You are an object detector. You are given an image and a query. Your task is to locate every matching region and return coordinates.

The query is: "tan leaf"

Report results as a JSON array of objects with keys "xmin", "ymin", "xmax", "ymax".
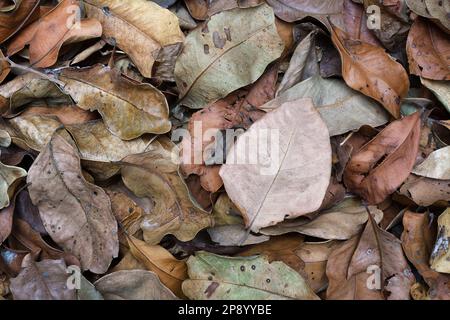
[
  {"xmin": 60, "ymin": 65, "xmax": 171, "ymax": 140},
  {"xmin": 10, "ymin": 258, "xmax": 76, "ymax": 300},
  {"xmin": 343, "ymin": 112, "xmax": 421, "ymax": 204},
  {"xmin": 84, "ymin": 0, "xmax": 184, "ymax": 78},
  {"xmin": 261, "ymin": 197, "xmax": 384, "ymax": 240},
  {"xmin": 0, "ymin": 161, "xmax": 26, "ymax": 210},
  {"xmin": 7, "ymin": 0, "xmax": 102, "ymax": 68},
  {"xmin": 413, "ymin": 146, "xmax": 450, "ymax": 180},
  {"xmin": 120, "ymin": 137, "xmax": 213, "ymax": 244},
  {"xmin": 220, "ymin": 98, "xmax": 332, "ymax": 232},
  {"xmin": 94, "ymin": 270, "xmax": 177, "ymax": 300},
  {"xmin": 27, "ymin": 134, "xmax": 118, "ymax": 273},
  {"xmin": 400, "ymin": 174, "xmax": 450, "ymax": 206}
]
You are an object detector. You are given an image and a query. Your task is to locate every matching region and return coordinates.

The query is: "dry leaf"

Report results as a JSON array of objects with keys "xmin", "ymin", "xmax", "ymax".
[
  {"xmin": 343, "ymin": 112, "xmax": 421, "ymax": 204},
  {"xmin": 430, "ymin": 208, "xmax": 450, "ymax": 273},
  {"xmin": 60, "ymin": 65, "xmax": 171, "ymax": 140},
  {"xmin": 27, "ymin": 133, "xmax": 118, "ymax": 273},
  {"xmin": 220, "ymin": 98, "xmax": 332, "ymax": 232},
  {"xmin": 94, "ymin": 270, "xmax": 177, "ymax": 300},
  {"xmin": 84, "ymin": 0, "xmax": 184, "ymax": 79},
  {"xmin": 127, "ymin": 236, "xmax": 187, "ymax": 298},
  {"xmin": 413, "ymin": 146, "xmax": 450, "ymax": 180},
  {"xmin": 326, "ymin": 214, "xmax": 415, "ymax": 299},
  {"xmin": 7, "ymin": 0, "xmax": 102, "ymax": 68},
  {"xmin": 175, "ymin": 4, "xmax": 284, "ymax": 109},
  {"xmin": 331, "ymin": 24, "xmax": 410, "ymax": 118},
  {"xmin": 406, "ymin": 18, "xmax": 450, "ymax": 81},
  {"xmin": 402, "ymin": 210, "xmax": 450, "ymax": 299}
]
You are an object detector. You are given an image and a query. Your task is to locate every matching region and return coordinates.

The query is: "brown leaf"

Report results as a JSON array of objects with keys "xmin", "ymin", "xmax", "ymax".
[
  {"xmin": 331, "ymin": 24, "xmax": 410, "ymax": 118},
  {"xmin": 343, "ymin": 112, "xmax": 421, "ymax": 204},
  {"xmin": 127, "ymin": 235, "xmax": 188, "ymax": 298},
  {"xmin": 0, "ymin": 200, "xmax": 14, "ymax": 244},
  {"xmin": 27, "ymin": 133, "xmax": 118, "ymax": 273},
  {"xmin": 0, "ymin": 0, "xmax": 39, "ymax": 43},
  {"xmin": 406, "ymin": 18, "xmax": 450, "ymax": 81},
  {"xmin": 184, "ymin": 0, "xmax": 263, "ymax": 20},
  {"xmin": 343, "ymin": 0, "xmax": 381, "ymax": 46},
  {"xmin": 21, "ymin": 105, "xmax": 97, "ymax": 126},
  {"xmin": 7, "ymin": 0, "xmax": 102, "ymax": 68},
  {"xmin": 60, "ymin": 64, "xmax": 171, "ymax": 140},
  {"xmin": 10, "ymin": 258, "xmax": 76, "ymax": 300},
  {"xmin": 401, "ymin": 211, "xmax": 450, "ymax": 299},
  {"xmin": 120, "ymin": 137, "xmax": 213, "ymax": 244},
  {"xmin": 180, "ymin": 91, "xmax": 265, "ymax": 193},
  {"xmin": 84, "ymin": 0, "xmax": 184, "ymax": 78},
  {"xmin": 326, "ymin": 214, "xmax": 415, "ymax": 299}
]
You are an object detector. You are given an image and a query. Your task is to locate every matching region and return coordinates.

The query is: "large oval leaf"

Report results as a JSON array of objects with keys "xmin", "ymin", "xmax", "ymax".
[
  {"xmin": 174, "ymin": 4, "xmax": 284, "ymax": 109},
  {"xmin": 220, "ymin": 98, "xmax": 331, "ymax": 232}
]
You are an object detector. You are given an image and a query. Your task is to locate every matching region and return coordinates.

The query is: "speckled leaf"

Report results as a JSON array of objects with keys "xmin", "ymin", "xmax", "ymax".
[
  {"xmin": 175, "ymin": 4, "xmax": 284, "ymax": 109},
  {"xmin": 183, "ymin": 251, "xmax": 319, "ymax": 299},
  {"xmin": 27, "ymin": 134, "xmax": 119, "ymax": 274},
  {"xmin": 431, "ymin": 208, "xmax": 450, "ymax": 273}
]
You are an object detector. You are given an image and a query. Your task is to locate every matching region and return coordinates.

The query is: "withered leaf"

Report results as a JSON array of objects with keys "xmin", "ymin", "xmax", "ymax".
[
  {"xmin": 220, "ymin": 98, "xmax": 332, "ymax": 232},
  {"xmin": 94, "ymin": 270, "xmax": 177, "ymax": 300},
  {"xmin": 7, "ymin": 0, "xmax": 102, "ymax": 68},
  {"xmin": 60, "ymin": 65, "xmax": 171, "ymax": 140},
  {"xmin": 27, "ymin": 133, "xmax": 118, "ymax": 274},
  {"xmin": 344, "ymin": 112, "xmax": 421, "ymax": 205},
  {"xmin": 406, "ymin": 18, "xmax": 450, "ymax": 81},
  {"xmin": 84, "ymin": 0, "xmax": 184, "ymax": 78},
  {"xmin": 120, "ymin": 137, "xmax": 213, "ymax": 244},
  {"xmin": 331, "ymin": 24, "xmax": 410, "ymax": 118},
  {"xmin": 326, "ymin": 214, "xmax": 415, "ymax": 299},
  {"xmin": 175, "ymin": 4, "xmax": 284, "ymax": 109}
]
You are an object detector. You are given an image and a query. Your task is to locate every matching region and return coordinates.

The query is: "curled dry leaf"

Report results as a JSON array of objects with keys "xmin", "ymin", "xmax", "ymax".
[
  {"xmin": 331, "ymin": 24, "xmax": 410, "ymax": 118},
  {"xmin": 127, "ymin": 236, "xmax": 187, "ymax": 298},
  {"xmin": 60, "ymin": 65, "xmax": 171, "ymax": 140},
  {"xmin": 0, "ymin": 161, "xmax": 26, "ymax": 210},
  {"xmin": 413, "ymin": 146, "xmax": 450, "ymax": 180},
  {"xmin": 343, "ymin": 112, "xmax": 421, "ymax": 205},
  {"xmin": 84, "ymin": 0, "xmax": 184, "ymax": 79},
  {"xmin": 401, "ymin": 211, "xmax": 450, "ymax": 299},
  {"xmin": 406, "ymin": 18, "xmax": 450, "ymax": 81},
  {"xmin": 175, "ymin": 4, "xmax": 284, "ymax": 109},
  {"xmin": 27, "ymin": 134, "xmax": 118, "ymax": 274},
  {"xmin": 120, "ymin": 137, "xmax": 213, "ymax": 244},
  {"xmin": 7, "ymin": 0, "xmax": 102, "ymax": 68},
  {"xmin": 430, "ymin": 208, "xmax": 450, "ymax": 273},
  {"xmin": 220, "ymin": 98, "xmax": 332, "ymax": 232},
  {"xmin": 0, "ymin": 0, "xmax": 39, "ymax": 43},
  {"xmin": 263, "ymin": 75, "xmax": 390, "ymax": 136},
  {"xmin": 0, "ymin": 201, "xmax": 14, "ymax": 244},
  {"xmin": 10, "ymin": 258, "xmax": 76, "ymax": 300},
  {"xmin": 94, "ymin": 270, "xmax": 177, "ymax": 300},
  {"xmin": 421, "ymin": 78, "xmax": 450, "ymax": 113},
  {"xmin": 183, "ymin": 251, "xmax": 319, "ymax": 300},
  {"xmin": 326, "ymin": 214, "xmax": 415, "ymax": 300}
]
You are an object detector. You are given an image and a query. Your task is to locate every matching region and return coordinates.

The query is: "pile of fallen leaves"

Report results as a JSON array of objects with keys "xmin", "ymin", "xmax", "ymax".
[{"xmin": 0, "ymin": 0, "xmax": 448, "ymax": 300}]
